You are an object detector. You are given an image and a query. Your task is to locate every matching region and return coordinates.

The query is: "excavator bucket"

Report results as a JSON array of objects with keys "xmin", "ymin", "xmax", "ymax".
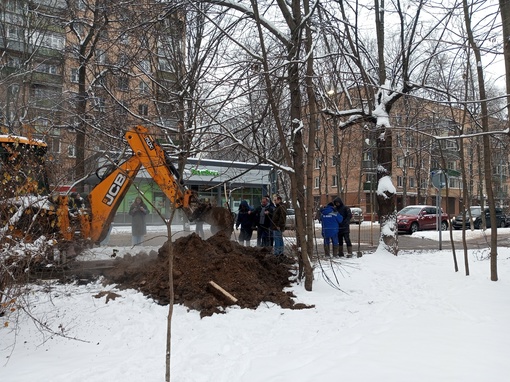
[{"xmin": 194, "ymin": 205, "xmax": 234, "ymax": 236}]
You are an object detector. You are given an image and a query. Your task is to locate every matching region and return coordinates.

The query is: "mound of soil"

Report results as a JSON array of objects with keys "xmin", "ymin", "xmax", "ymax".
[{"xmin": 102, "ymin": 232, "xmax": 311, "ymax": 317}]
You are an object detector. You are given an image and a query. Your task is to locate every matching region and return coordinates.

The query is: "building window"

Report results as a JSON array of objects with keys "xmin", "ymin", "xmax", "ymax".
[
  {"xmin": 34, "ymin": 32, "xmax": 65, "ymax": 50},
  {"xmin": 119, "ymin": 33, "xmax": 129, "ymax": 44},
  {"xmin": 118, "ymin": 53, "xmax": 128, "ymax": 67},
  {"xmin": 48, "ymin": 136, "xmax": 61, "ymax": 154},
  {"xmin": 158, "ymin": 58, "xmax": 171, "ymax": 72},
  {"xmin": 7, "ymin": 56, "xmax": 21, "ymax": 68},
  {"xmin": 332, "ymin": 155, "xmax": 339, "ymax": 166},
  {"xmin": 397, "ymin": 156, "xmax": 404, "ymax": 167},
  {"xmin": 447, "ymin": 161, "xmax": 457, "ymax": 170},
  {"xmin": 409, "ymin": 177, "xmax": 415, "ymax": 188},
  {"xmin": 36, "ymin": 62, "xmax": 58, "ymax": 74},
  {"xmin": 140, "ymin": 36, "xmax": 150, "ymax": 48},
  {"xmin": 118, "ymin": 76, "xmax": 129, "ymax": 91},
  {"xmin": 332, "ymin": 175, "xmax": 338, "ymax": 187},
  {"xmin": 94, "ymin": 97, "xmax": 106, "ymax": 112},
  {"xmin": 138, "ymin": 104, "xmax": 148, "ymax": 116},
  {"xmin": 314, "ymin": 177, "xmax": 319, "ymax": 189},
  {"xmin": 7, "ymin": 25, "xmax": 20, "ymax": 40},
  {"xmin": 408, "ymin": 157, "xmax": 415, "ymax": 168},
  {"xmin": 397, "ymin": 176, "xmax": 403, "ymax": 187},
  {"xmin": 139, "ymin": 81, "xmax": 149, "ymax": 94},
  {"xmin": 449, "ymin": 177, "xmax": 462, "ymax": 189},
  {"xmin": 139, "ymin": 60, "xmax": 150, "ymax": 72},
  {"xmin": 68, "ymin": 145, "xmax": 76, "ymax": 157},
  {"xmin": 71, "ymin": 68, "xmax": 79, "ymax": 83},
  {"xmin": 314, "ymin": 158, "xmax": 321, "ymax": 169},
  {"xmin": 95, "ymin": 49, "xmax": 106, "ymax": 64}
]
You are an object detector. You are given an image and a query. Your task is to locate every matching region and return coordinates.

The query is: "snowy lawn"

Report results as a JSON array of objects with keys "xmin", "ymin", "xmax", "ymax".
[{"xmin": 2, "ymin": 228, "xmax": 510, "ymax": 381}]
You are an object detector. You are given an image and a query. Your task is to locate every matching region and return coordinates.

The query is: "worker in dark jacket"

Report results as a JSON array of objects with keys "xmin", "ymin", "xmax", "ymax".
[
  {"xmin": 321, "ymin": 203, "xmax": 344, "ymax": 258},
  {"xmin": 236, "ymin": 200, "xmax": 255, "ymax": 246},
  {"xmin": 333, "ymin": 197, "xmax": 353, "ymax": 257},
  {"xmin": 271, "ymin": 196, "xmax": 287, "ymax": 256},
  {"xmin": 254, "ymin": 196, "xmax": 274, "ymax": 247}
]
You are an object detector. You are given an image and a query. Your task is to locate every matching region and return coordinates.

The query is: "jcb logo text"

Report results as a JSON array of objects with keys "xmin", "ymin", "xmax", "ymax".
[
  {"xmin": 145, "ymin": 137, "xmax": 155, "ymax": 150},
  {"xmin": 103, "ymin": 174, "xmax": 127, "ymax": 206}
]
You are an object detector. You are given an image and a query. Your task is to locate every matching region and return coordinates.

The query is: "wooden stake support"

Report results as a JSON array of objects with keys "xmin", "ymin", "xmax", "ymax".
[{"xmin": 208, "ymin": 281, "xmax": 238, "ymax": 304}]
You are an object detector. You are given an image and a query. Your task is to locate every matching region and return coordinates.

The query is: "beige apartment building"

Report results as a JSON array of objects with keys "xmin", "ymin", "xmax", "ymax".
[{"xmin": 312, "ymin": 97, "xmax": 509, "ymax": 218}]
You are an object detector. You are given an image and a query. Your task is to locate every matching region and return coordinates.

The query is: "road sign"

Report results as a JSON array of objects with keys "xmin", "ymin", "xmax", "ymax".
[{"xmin": 431, "ymin": 170, "xmax": 447, "ymax": 189}]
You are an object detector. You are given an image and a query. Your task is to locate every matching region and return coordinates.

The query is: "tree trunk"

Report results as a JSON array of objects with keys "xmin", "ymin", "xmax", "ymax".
[
  {"xmin": 376, "ymin": 126, "xmax": 397, "ymax": 254},
  {"xmin": 463, "ymin": 0, "xmax": 498, "ymax": 280},
  {"xmin": 500, "ymin": 0, "xmax": 510, "ymax": 129},
  {"xmin": 165, "ymin": 221, "xmax": 174, "ymax": 381}
]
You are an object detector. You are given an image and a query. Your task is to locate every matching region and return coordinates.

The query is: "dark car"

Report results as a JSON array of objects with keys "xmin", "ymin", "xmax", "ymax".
[
  {"xmin": 471, "ymin": 207, "xmax": 507, "ymax": 229},
  {"xmin": 397, "ymin": 205, "xmax": 449, "ymax": 234},
  {"xmin": 451, "ymin": 206, "xmax": 482, "ymax": 229}
]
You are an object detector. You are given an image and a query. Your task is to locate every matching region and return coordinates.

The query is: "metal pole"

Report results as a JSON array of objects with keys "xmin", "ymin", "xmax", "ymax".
[{"xmin": 438, "ymin": 191, "xmax": 442, "ymax": 250}]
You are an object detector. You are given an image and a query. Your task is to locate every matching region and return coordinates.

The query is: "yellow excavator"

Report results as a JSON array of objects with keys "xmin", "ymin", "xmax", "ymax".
[{"xmin": 0, "ymin": 125, "xmax": 234, "ymax": 253}]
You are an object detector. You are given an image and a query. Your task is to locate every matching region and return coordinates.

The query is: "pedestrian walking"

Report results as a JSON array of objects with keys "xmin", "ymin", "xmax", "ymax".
[
  {"xmin": 129, "ymin": 196, "xmax": 148, "ymax": 246},
  {"xmin": 271, "ymin": 196, "xmax": 287, "ymax": 256},
  {"xmin": 235, "ymin": 200, "xmax": 255, "ymax": 246},
  {"xmin": 333, "ymin": 197, "xmax": 353, "ymax": 257},
  {"xmin": 320, "ymin": 203, "xmax": 344, "ymax": 258}
]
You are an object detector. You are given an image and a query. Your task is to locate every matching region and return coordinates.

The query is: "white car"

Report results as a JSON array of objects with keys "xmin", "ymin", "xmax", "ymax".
[
  {"xmin": 350, "ymin": 207, "xmax": 364, "ymax": 225},
  {"xmin": 285, "ymin": 208, "xmax": 296, "ymax": 230}
]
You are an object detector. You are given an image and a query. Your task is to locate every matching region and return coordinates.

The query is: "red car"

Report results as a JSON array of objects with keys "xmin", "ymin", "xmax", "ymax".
[{"xmin": 397, "ymin": 205, "xmax": 449, "ymax": 233}]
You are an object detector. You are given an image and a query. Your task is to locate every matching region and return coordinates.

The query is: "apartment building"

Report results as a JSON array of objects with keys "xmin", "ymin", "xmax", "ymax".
[
  {"xmin": 0, "ymin": 0, "xmax": 183, "ymax": 185},
  {"xmin": 312, "ymin": 96, "xmax": 509, "ymax": 217}
]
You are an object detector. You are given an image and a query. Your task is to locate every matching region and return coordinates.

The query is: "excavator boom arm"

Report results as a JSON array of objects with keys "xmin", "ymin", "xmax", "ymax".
[
  {"xmin": 86, "ymin": 155, "xmax": 142, "ymax": 243},
  {"xmin": 81, "ymin": 125, "xmax": 233, "ymax": 244},
  {"xmin": 124, "ymin": 126, "xmax": 198, "ymax": 215}
]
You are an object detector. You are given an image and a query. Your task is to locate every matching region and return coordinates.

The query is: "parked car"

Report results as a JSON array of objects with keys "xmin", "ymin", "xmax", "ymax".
[
  {"xmin": 451, "ymin": 206, "xmax": 482, "ymax": 230},
  {"xmin": 451, "ymin": 206, "xmax": 508, "ymax": 230},
  {"xmin": 472, "ymin": 207, "xmax": 507, "ymax": 229},
  {"xmin": 285, "ymin": 208, "xmax": 296, "ymax": 230},
  {"xmin": 396, "ymin": 205, "xmax": 449, "ymax": 234},
  {"xmin": 350, "ymin": 207, "xmax": 364, "ymax": 225}
]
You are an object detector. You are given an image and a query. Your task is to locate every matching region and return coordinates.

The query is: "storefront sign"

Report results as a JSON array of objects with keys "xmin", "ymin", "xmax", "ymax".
[{"xmin": 191, "ymin": 168, "xmax": 219, "ymax": 176}]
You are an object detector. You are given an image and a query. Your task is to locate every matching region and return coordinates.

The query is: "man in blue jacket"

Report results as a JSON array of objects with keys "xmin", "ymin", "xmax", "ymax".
[{"xmin": 321, "ymin": 203, "xmax": 344, "ymax": 258}]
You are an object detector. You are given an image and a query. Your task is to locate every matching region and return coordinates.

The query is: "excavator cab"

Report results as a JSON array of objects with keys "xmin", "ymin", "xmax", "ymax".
[
  {"xmin": 0, "ymin": 135, "xmax": 49, "ymax": 198},
  {"xmin": 0, "ymin": 135, "xmax": 56, "ymax": 240}
]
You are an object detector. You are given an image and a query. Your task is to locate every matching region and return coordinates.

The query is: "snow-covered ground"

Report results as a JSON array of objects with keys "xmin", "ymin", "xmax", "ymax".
[{"xmin": 2, "ymin": 227, "xmax": 510, "ymax": 381}]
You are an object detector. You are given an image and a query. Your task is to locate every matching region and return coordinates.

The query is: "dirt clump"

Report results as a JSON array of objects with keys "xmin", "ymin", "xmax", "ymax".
[{"xmin": 102, "ymin": 232, "xmax": 311, "ymax": 317}]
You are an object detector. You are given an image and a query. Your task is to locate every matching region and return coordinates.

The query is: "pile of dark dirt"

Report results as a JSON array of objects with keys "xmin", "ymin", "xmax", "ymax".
[{"xmin": 102, "ymin": 232, "xmax": 311, "ymax": 317}]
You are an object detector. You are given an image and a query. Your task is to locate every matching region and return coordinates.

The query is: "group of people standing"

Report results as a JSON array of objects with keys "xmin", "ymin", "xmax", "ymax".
[
  {"xmin": 320, "ymin": 197, "xmax": 354, "ymax": 258},
  {"xmin": 235, "ymin": 195, "xmax": 287, "ymax": 256}
]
